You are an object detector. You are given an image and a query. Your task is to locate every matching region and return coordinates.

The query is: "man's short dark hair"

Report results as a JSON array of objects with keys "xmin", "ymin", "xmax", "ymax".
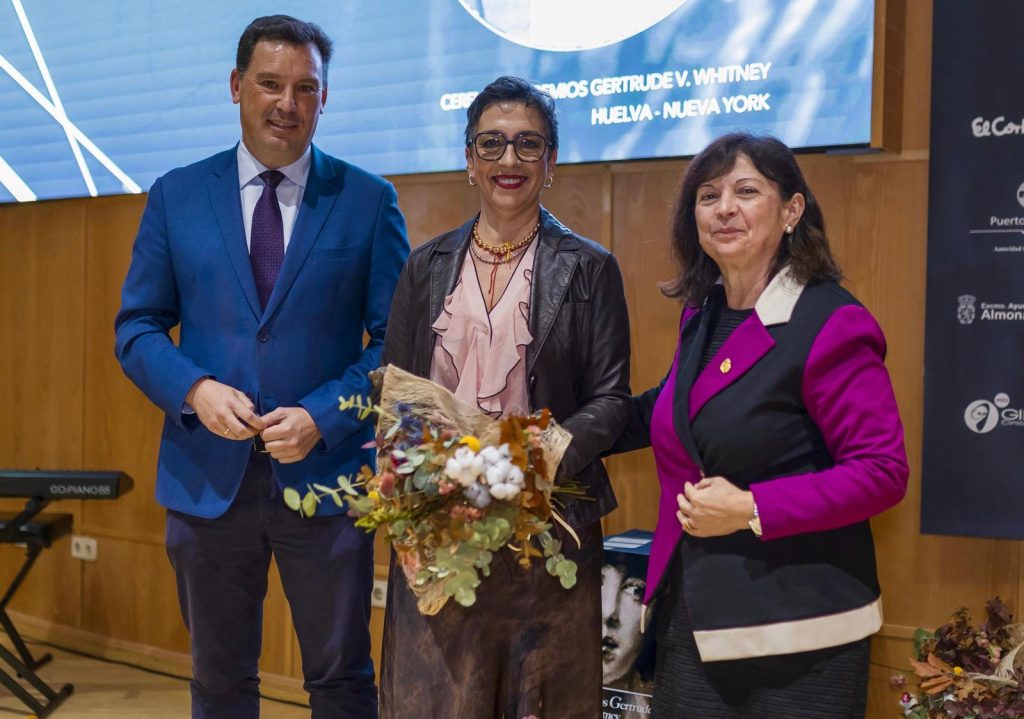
[
  {"xmin": 464, "ymin": 75, "xmax": 559, "ymax": 149},
  {"xmin": 236, "ymin": 15, "xmax": 334, "ymax": 83}
]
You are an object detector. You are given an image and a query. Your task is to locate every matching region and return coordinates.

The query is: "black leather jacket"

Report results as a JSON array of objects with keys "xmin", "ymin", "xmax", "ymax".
[{"xmin": 381, "ymin": 208, "xmax": 631, "ymax": 527}]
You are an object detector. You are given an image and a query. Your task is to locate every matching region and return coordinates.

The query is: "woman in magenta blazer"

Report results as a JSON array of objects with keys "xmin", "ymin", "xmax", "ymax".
[{"xmin": 612, "ymin": 133, "xmax": 908, "ymax": 717}]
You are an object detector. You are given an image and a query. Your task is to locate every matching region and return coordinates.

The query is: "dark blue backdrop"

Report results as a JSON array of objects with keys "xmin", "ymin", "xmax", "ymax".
[{"xmin": 922, "ymin": 0, "xmax": 1024, "ymax": 539}]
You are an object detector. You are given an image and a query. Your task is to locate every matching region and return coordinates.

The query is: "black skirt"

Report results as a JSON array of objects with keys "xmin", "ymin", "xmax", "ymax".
[
  {"xmin": 380, "ymin": 522, "xmax": 603, "ymax": 719},
  {"xmin": 651, "ymin": 547, "xmax": 870, "ymax": 719}
]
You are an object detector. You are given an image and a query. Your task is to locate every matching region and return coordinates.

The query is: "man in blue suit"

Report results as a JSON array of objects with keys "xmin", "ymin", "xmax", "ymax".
[{"xmin": 115, "ymin": 15, "xmax": 408, "ymax": 718}]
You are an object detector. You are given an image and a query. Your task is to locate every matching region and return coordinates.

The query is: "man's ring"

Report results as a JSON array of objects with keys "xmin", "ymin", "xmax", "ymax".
[
  {"xmin": 222, "ymin": 427, "xmax": 231, "ymax": 436},
  {"xmin": 683, "ymin": 517, "xmax": 693, "ymax": 532}
]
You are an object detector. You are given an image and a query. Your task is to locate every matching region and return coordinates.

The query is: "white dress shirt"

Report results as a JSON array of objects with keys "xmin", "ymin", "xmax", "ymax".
[{"xmin": 237, "ymin": 141, "xmax": 312, "ymax": 251}]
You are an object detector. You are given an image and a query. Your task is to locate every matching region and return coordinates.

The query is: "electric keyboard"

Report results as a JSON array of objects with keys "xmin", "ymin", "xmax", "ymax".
[
  {"xmin": 0, "ymin": 468, "xmax": 133, "ymax": 716},
  {"xmin": 0, "ymin": 470, "xmax": 133, "ymax": 499}
]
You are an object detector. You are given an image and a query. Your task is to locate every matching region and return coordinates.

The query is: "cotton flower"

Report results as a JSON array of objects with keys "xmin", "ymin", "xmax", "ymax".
[
  {"xmin": 479, "ymin": 446, "xmax": 503, "ymax": 466},
  {"xmin": 444, "ymin": 446, "xmax": 484, "ymax": 487},
  {"xmin": 464, "ymin": 481, "xmax": 492, "ymax": 508},
  {"xmin": 489, "ymin": 482, "xmax": 521, "ymax": 501},
  {"xmin": 506, "ymin": 465, "xmax": 524, "ymax": 487},
  {"xmin": 485, "ymin": 461, "xmax": 513, "ymax": 487}
]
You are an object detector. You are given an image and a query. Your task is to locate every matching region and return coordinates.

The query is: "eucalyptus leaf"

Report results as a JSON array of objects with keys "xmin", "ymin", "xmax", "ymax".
[
  {"xmin": 347, "ymin": 496, "xmax": 374, "ymax": 513},
  {"xmin": 336, "ymin": 474, "xmax": 358, "ymax": 495},
  {"xmin": 912, "ymin": 628, "xmax": 934, "ymax": 659},
  {"xmin": 454, "ymin": 586, "xmax": 476, "ymax": 607},
  {"xmin": 283, "ymin": 487, "xmax": 302, "ymax": 511},
  {"xmin": 556, "ymin": 559, "xmax": 578, "ymax": 589},
  {"xmin": 300, "ymin": 491, "xmax": 318, "ymax": 518},
  {"xmin": 543, "ymin": 539, "xmax": 562, "ymax": 557}
]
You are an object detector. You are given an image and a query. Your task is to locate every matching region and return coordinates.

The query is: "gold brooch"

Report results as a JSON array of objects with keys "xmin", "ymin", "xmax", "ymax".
[{"xmin": 719, "ymin": 358, "xmax": 732, "ymax": 374}]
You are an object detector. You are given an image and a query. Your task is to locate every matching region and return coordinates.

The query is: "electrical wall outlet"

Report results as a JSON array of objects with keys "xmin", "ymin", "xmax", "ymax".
[
  {"xmin": 70, "ymin": 535, "xmax": 98, "ymax": 561},
  {"xmin": 371, "ymin": 578, "xmax": 387, "ymax": 608}
]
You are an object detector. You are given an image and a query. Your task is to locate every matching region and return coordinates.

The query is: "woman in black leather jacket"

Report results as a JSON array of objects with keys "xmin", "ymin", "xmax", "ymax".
[{"xmin": 378, "ymin": 76, "xmax": 631, "ymax": 719}]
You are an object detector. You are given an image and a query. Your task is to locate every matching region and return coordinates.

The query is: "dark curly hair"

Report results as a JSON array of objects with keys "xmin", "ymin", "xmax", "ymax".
[
  {"xmin": 661, "ymin": 132, "xmax": 841, "ymax": 304},
  {"xmin": 236, "ymin": 15, "xmax": 334, "ymax": 83},
  {"xmin": 464, "ymin": 76, "xmax": 558, "ymax": 150}
]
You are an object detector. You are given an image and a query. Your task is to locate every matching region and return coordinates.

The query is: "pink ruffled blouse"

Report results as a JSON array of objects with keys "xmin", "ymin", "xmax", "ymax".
[{"xmin": 430, "ymin": 242, "xmax": 536, "ymax": 418}]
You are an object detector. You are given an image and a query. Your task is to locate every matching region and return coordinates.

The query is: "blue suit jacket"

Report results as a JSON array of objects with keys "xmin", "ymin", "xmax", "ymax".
[{"xmin": 115, "ymin": 145, "xmax": 409, "ymax": 518}]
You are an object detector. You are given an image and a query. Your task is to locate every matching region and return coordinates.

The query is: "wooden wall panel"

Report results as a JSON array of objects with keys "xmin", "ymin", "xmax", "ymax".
[
  {"xmin": 80, "ymin": 536, "xmax": 187, "ymax": 653},
  {"xmin": 0, "ymin": 198, "xmax": 87, "ymax": 630},
  {"xmin": 603, "ymin": 163, "xmax": 684, "ymax": 536},
  {"xmin": 260, "ymin": 559, "xmax": 294, "ymax": 678},
  {"xmin": 901, "ymin": 0, "xmax": 933, "ymax": 152},
  {"xmin": 80, "ymin": 194, "xmax": 163, "ymax": 544},
  {"xmin": 391, "ymin": 174, "xmax": 478, "ymax": 247},
  {"xmin": 0, "ymin": 199, "xmax": 86, "ymax": 468}
]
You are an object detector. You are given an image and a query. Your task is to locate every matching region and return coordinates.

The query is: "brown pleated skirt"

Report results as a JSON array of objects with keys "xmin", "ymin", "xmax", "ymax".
[{"xmin": 380, "ymin": 522, "xmax": 603, "ymax": 719}]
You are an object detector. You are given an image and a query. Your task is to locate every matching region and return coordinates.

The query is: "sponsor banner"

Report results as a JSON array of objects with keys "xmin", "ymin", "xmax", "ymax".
[{"xmin": 922, "ymin": 1, "xmax": 1024, "ymax": 538}]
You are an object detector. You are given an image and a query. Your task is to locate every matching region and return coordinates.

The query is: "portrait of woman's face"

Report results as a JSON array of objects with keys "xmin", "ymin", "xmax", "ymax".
[{"xmin": 601, "ymin": 563, "xmax": 646, "ymax": 684}]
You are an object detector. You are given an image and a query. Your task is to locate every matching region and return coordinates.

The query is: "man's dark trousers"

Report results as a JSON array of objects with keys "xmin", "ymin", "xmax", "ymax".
[{"xmin": 166, "ymin": 449, "xmax": 377, "ymax": 719}]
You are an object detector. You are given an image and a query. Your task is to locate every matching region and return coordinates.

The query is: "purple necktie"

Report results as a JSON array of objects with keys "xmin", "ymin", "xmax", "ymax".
[{"xmin": 250, "ymin": 170, "xmax": 285, "ymax": 310}]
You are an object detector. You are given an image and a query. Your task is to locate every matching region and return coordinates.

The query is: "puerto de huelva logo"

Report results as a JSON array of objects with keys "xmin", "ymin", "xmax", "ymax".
[
  {"xmin": 971, "ymin": 115, "xmax": 1023, "ymax": 138},
  {"xmin": 964, "ymin": 393, "xmax": 1024, "ymax": 434}
]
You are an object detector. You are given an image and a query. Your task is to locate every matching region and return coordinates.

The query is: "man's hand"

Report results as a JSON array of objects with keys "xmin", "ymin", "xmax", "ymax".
[
  {"xmin": 259, "ymin": 407, "xmax": 322, "ymax": 464},
  {"xmin": 676, "ymin": 476, "xmax": 755, "ymax": 538},
  {"xmin": 186, "ymin": 378, "xmax": 266, "ymax": 439}
]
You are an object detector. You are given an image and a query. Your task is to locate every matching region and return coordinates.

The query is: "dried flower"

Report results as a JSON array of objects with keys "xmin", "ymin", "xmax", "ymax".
[
  {"xmin": 289, "ymin": 377, "xmax": 580, "ymax": 614},
  {"xmin": 899, "ymin": 597, "xmax": 1024, "ymax": 718}
]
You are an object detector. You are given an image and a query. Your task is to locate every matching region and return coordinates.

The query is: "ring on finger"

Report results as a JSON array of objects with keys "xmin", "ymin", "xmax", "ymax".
[{"xmin": 222, "ymin": 427, "xmax": 231, "ymax": 436}]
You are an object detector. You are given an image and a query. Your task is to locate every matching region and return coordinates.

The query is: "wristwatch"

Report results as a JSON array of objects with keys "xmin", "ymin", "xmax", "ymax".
[{"xmin": 748, "ymin": 499, "xmax": 763, "ymax": 538}]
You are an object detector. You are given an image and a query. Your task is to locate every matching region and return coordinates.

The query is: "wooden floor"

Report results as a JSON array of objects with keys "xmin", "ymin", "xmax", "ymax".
[{"xmin": 0, "ymin": 641, "xmax": 310, "ymax": 718}]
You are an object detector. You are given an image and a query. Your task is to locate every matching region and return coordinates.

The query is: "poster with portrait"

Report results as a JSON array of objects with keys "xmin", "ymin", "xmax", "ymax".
[
  {"xmin": 602, "ymin": 530, "xmax": 655, "ymax": 718},
  {"xmin": 921, "ymin": 0, "xmax": 1024, "ymax": 538}
]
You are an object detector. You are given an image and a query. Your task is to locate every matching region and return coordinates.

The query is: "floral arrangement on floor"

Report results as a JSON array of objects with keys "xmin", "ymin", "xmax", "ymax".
[
  {"xmin": 893, "ymin": 597, "xmax": 1024, "ymax": 718},
  {"xmin": 283, "ymin": 365, "xmax": 581, "ymax": 615}
]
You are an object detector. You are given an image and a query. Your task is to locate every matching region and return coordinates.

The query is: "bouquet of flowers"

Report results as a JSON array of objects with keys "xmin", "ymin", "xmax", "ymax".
[
  {"xmin": 894, "ymin": 597, "xmax": 1024, "ymax": 718},
  {"xmin": 283, "ymin": 365, "xmax": 581, "ymax": 615}
]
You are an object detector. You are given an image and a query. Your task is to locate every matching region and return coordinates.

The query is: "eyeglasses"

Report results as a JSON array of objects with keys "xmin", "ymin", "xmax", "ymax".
[{"xmin": 469, "ymin": 131, "xmax": 550, "ymax": 162}]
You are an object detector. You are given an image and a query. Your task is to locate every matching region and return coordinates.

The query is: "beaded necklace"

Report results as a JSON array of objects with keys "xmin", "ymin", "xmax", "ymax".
[{"xmin": 470, "ymin": 219, "xmax": 540, "ymax": 306}]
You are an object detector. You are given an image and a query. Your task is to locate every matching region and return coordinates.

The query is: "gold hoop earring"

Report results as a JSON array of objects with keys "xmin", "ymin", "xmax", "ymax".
[
  {"xmin": 468, "ymin": 175, "xmax": 476, "ymax": 187},
  {"xmin": 543, "ymin": 176, "xmax": 554, "ymax": 188}
]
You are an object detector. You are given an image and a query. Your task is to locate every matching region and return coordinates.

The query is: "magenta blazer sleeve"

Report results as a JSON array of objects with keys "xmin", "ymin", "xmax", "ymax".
[{"xmin": 750, "ymin": 304, "xmax": 909, "ymax": 540}]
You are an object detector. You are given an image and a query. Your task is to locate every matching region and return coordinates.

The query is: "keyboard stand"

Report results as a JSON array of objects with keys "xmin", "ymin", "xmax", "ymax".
[{"xmin": 0, "ymin": 497, "xmax": 75, "ymax": 718}]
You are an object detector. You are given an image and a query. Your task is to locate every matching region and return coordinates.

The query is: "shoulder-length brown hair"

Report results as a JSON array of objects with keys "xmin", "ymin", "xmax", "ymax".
[{"xmin": 661, "ymin": 132, "xmax": 841, "ymax": 304}]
